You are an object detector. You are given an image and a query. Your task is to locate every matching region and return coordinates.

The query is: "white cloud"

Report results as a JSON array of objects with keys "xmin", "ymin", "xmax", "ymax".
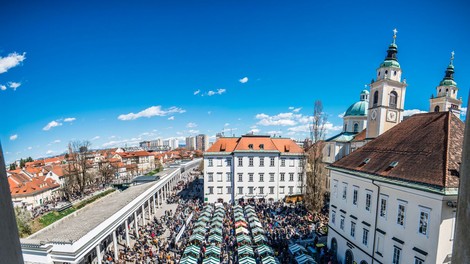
[
  {"xmin": 194, "ymin": 89, "xmax": 200, "ymax": 95},
  {"xmin": 248, "ymin": 128, "xmax": 260, "ymax": 134},
  {"xmin": 64, "ymin": 117, "xmax": 76, "ymax": 122},
  {"xmin": 8, "ymin": 82, "xmax": 21, "ymax": 91},
  {"xmin": 256, "ymin": 112, "xmax": 299, "ymax": 126},
  {"xmin": 118, "ymin": 106, "xmax": 186, "ymax": 121},
  {"xmin": 9, "ymin": 134, "xmax": 18, "ymax": 141},
  {"xmin": 287, "ymin": 124, "xmax": 310, "ymax": 133},
  {"xmin": 461, "ymin": 107, "xmax": 467, "ymax": 116},
  {"xmin": 239, "ymin": 77, "xmax": 248, "ymax": 84},
  {"xmin": 0, "ymin": 52, "xmax": 26, "ymax": 74},
  {"xmin": 43, "ymin": 120, "xmax": 62, "ymax": 131},
  {"xmin": 91, "ymin": 136, "xmax": 100, "ymax": 141},
  {"xmin": 53, "ymin": 139, "xmax": 61, "ymax": 144},
  {"xmin": 102, "ymin": 137, "xmax": 142, "ymax": 148},
  {"xmin": 338, "ymin": 112, "xmax": 345, "ymax": 118},
  {"xmin": 403, "ymin": 109, "xmax": 427, "ymax": 117},
  {"xmin": 224, "ymin": 123, "xmax": 230, "ymax": 127},
  {"xmin": 188, "ymin": 129, "xmax": 200, "ymax": 134},
  {"xmin": 289, "ymin": 107, "xmax": 302, "ymax": 113},
  {"xmin": 27, "ymin": 146, "xmax": 32, "ymax": 150},
  {"xmin": 0, "ymin": 85, "xmax": 6, "ymax": 91},
  {"xmin": 324, "ymin": 122, "xmax": 343, "ymax": 132},
  {"xmin": 207, "ymin": 111, "xmax": 212, "ymax": 115},
  {"xmin": 46, "ymin": 150, "xmax": 55, "ymax": 155},
  {"xmin": 288, "ymin": 106, "xmax": 294, "ymax": 110},
  {"xmin": 168, "ymin": 116, "xmax": 175, "ymax": 120},
  {"xmin": 267, "ymin": 130, "xmax": 282, "ymax": 136},
  {"xmin": 207, "ymin": 89, "xmax": 226, "ymax": 96},
  {"xmin": 186, "ymin": 122, "xmax": 197, "ymax": 128}
]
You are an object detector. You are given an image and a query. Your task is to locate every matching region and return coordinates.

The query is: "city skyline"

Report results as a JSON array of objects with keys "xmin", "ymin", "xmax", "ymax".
[{"xmin": 1, "ymin": 0, "xmax": 469, "ymax": 164}]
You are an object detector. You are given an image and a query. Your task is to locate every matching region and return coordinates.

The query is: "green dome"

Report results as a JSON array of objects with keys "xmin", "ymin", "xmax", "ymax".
[
  {"xmin": 380, "ymin": 60, "xmax": 401, "ymax": 68},
  {"xmin": 344, "ymin": 100, "xmax": 368, "ymax": 117},
  {"xmin": 439, "ymin": 79, "xmax": 457, "ymax": 87}
]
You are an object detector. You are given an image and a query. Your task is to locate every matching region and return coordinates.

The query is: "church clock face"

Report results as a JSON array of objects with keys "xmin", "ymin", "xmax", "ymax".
[
  {"xmin": 386, "ymin": 110, "xmax": 397, "ymax": 122},
  {"xmin": 371, "ymin": 109, "xmax": 377, "ymax": 120}
]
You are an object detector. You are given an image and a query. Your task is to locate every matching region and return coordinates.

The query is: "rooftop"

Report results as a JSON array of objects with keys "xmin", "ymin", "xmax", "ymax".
[
  {"xmin": 206, "ymin": 136, "xmax": 303, "ymax": 153},
  {"xmin": 331, "ymin": 112, "xmax": 464, "ymax": 189}
]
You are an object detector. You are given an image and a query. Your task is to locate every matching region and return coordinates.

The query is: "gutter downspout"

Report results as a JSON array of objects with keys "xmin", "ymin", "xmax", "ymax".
[{"xmin": 371, "ymin": 180, "xmax": 380, "ymax": 264}]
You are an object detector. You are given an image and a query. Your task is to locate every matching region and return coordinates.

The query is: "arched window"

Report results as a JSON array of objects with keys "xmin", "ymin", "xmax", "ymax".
[
  {"xmin": 330, "ymin": 238, "xmax": 338, "ymax": 258},
  {"xmin": 360, "ymin": 261, "xmax": 368, "ymax": 264},
  {"xmin": 373, "ymin": 91, "xmax": 379, "ymax": 107},
  {"xmin": 434, "ymin": 105, "xmax": 440, "ymax": 112},
  {"xmin": 345, "ymin": 249, "xmax": 354, "ymax": 264},
  {"xmin": 344, "ymin": 124, "xmax": 347, "ymax": 132},
  {"xmin": 353, "ymin": 123, "xmax": 359, "ymax": 133},
  {"xmin": 389, "ymin": 91, "xmax": 398, "ymax": 108}
]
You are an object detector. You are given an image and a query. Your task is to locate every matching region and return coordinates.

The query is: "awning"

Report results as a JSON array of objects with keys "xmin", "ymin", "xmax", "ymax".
[
  {"xmin": 289, "ymin": 244, "xmax": 307, "ymax": 255},
  {"xmin": 238, "ymin": 245, "xmax": 254, "ymax": 256},
  {"xmin": 183, "ymin": 245, "xmax": 200, "ymax": 256},
  {"xmin": 295, "ymin": 254, "xmax": 316, "ymax": 264}
]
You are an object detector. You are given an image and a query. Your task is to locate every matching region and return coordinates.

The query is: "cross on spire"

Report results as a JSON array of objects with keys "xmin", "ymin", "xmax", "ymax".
[
  {"xmin": 450, "ymin": 51, "xmax": 455, "ymax": 65},
  {"xmin": 392, "ymin": 28, "xmax": 398, "ymax": 44}
]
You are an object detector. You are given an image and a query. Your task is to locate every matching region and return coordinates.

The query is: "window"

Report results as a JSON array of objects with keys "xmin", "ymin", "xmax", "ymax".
[
  {"xmin": 270, "ymin": 157, "xmax": 275, "ymax": 166},
  {"xmin": 248, "ymin": 144, "xmax": 253, "ymax": 149},
  {"xmin": 350, "ymin": 222, "xmax": 356, "ymax": 238},
  {"xmin": 248, "ymin": 173, "xmax": 254, "ymax": 182},
  {"xmin": 269, "ymin": 186, "xmax": 274, "ymax": 194},
  {"xmin": 380, "ymin": 196, "xmax": 388, "ymax": 219},
  {"xmin": 365, "ymin": 191, "xmax": 372, "ymax": 211},
  {"xmin": 289, "ymin": 159, "xmax": 294, "ymax": 167},
  {"xmin": 328, "ymin": 145, "xmax": 331, "ymax": 157},
  {"xmin": 342, "ymin": 183, "xmax": 348, "ymax": 200},
  {"xmin": 340, "ymin": 216, "xmax": 345, "ymax": 230},
  {"xmin": 279, "ymin": 186, "xmax": 285, "ymax": 194},
  {"xmin": 397, "ymin": 202, "xmax": 406, "ymax": 226},
  {"xmin": 434, "ymin": 105, "xmax": 440, "ymax": 112},
  {"xmin": 419, "ymin": 208, "xmax": 430, "ymax": 236},
  {"xmin": 226, "ymin": 158, "xmax": 232, "ymax": 166},
  {"xmin": 238, "ymin": 173, "xmax": 243, "ymax": 182},
  {"xmin": 248, "ymin": 187, "xmax": 254, "ymax": 194},
  {"xmin": 269, "ymin": 173, "xmax": 275, "ymax": 182},
  {"xmin": 238, "ymin": 157, "xmax": 243, "ymax": 167},
  {"xmin": 376, "ymin": 234, "xmax": 384, "ymax": 255},
  {"xmin": 226, "ymin": 172, "xmax": 232, "ymax": 182},
  {"xmin": 208, "ymin": 187, "xmax": 214, "ymax": 194},
  {"xmin": 331, "ymin": 210, "xmax": 336, "ymax": 225},
  {"xmin": 238, "ymin": 187, "xmax": 243, "ymax": 194},
  {"xmin": 373, "ymin": 91, "xmax": 379, "ymax": 106},
  {"xmin": 362, "ymin": 228, "xmax": 369, "ymax": 246},
  {"xmin": 226, "ymin": 186, "xmax": 231, "ymax": 194},
  {"xmin": 259, "ymin": 187, "xmax": 264, "ymax": 194},
  {"xmin": 257, "ymin": 157, "xmax": 263, "ymax": 167},
  {"xmin": 217, "ymin": 159, "xmax": 223, "ymax": 167},
  {"xmin": 392, "ymin": 247, "xmax": 401, "ymax": 264},
  {"xmin": 259, "ymin": 144, "xmax": 264, "ymax": 149},
  {"xmin": 298, "ymin": 173, "xmax": 303, "ymax": 182},
  {"xmin": 208, "ymin": 159, "xmax": 213, "ymax": 167},
  {"xmin": 390, "ymin": 91, "xmax": 398, "ymax": 108},
  {"xmin": 217, "ymin": 172, "xmax": 222, "ymax": 182},
  {"xmin": 289, "ymin": 173, "xmax": 294, "ymax": 181},
  {"xmin": 259, "ymin": 173, "xmax": 264, "ymax": 182},
  {"xmin": 208, "ymin": 173, "xmax": 214, "ymax": 182},
  {"xmin": 353, "ymin": 187, "xmax": 358, "ymax": 206},
  {"xmin": 249, "ymin": 157, "xmax": 254, "ymax": 166},
  {"xmin": 288, "ymin": 186, "xmax": 293, "ymax": 194},
  {"xmin": 217, "ymin": 187, "xmax": 223, "ymax": 194},
  {"xmin": 281, "ymin": 158, "xmax": 286, "ymax": 167},
  {"xmin": 333, "ymin": 180, "xmax": 338, "ymax": 198},
  {"xmin": 354, "ymin": 123, "xmax": 359, "ymax": 133},
  {"xmin": 414, "ymin": 257, "xmax": 424, "ymax": 264},
  {"xmin": 280, "ymin": 173, "xmax": 285, "ymax": 182}
]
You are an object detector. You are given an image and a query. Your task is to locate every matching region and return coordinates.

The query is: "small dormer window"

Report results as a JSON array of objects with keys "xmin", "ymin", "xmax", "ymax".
[
  {"xmin": 259, "ymin": 144, "xmax": 264, "ymax": 150},
  {"xmin": 378, "ymin": 72, "xmax": 381, "ymax": 76},
  {"xmin": 385, "ymin": 70, "xmax": 388, "ymax": 75},
  {"xmin": 389, "ymin": 161, "xmax": 399, "ymax": 167},
  {"xmin": 248, "ymin": 144, "xmax": 253, "ymax": 150},
  {"xmin": 363, "ymin": 158, "xmax": 370, "ymax": 164}
]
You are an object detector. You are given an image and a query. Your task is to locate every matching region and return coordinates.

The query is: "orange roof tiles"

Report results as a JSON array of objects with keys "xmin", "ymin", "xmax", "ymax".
[{"xmin": 206, "ymin": 135, "xmax": 304, "ymax": 154}]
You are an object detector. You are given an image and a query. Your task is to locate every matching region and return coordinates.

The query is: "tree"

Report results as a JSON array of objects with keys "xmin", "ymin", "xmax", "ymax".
[
  {"xmin": 305, "ymin": 100, "xmax": 328, "ymax": 212},
  {"xmin": 98, "ymin": 160, "xmax": 117, "ymax": 185},
  {"xmin": 68, "ymin": 140, "xmax": 92, "ymax": 195},
  {"xmin": 9, "ymin": 163, "xmax": 17, "ymax": 170},
  {"xmin": 15, "ymin": 207, "xmax": 32, "ymax": 237}
]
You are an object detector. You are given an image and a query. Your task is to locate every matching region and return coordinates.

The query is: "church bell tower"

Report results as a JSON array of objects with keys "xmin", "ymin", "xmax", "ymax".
[
  {"xmin": 366, "ymin": 29, "xmax": 408, "ymax": 139},
  {"xmin": 430, "ymin": 51, "xmax": 463, "ymax": 118}
]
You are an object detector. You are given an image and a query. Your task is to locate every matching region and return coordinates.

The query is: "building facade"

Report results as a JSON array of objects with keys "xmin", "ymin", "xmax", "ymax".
[
  {"xmin": 203, "ymin": 135, "xmax": 306, "ymax": 204},
  {"xmin": 196, "ymin": 134, "xmax": 209, "ymax": 151},
  {"xmin": 327, "ymin": 112, "xmax": 463, "ymax": 264}
]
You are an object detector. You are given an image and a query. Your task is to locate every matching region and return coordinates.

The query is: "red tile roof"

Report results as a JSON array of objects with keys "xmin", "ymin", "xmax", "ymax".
[
  {"xmin": 206, "ymin": 135, "xmax": 304, "ymax": 153},
  {"xmin": 331, "ymin": 112, "xmax": 464, "ymax": 188},
  {"xmin": 9, "ymin": 175, "xmax": 60, "ymax": 197}
]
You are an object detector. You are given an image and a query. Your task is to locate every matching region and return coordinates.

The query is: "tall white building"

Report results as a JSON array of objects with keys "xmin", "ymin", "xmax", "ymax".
[
  {"xmin": 203, "ymin": 135, "xmax": 306, "ymax": 203},
  {"xmin": 429, "ymin": 51, "xmax": 463, "ymax": 119},
  {"xmin": 196, "ymin": 134, "xmax": 209, "ymax": 151},
  {"xmin": 163, "ymin": 138, "xmax": 179, "ymax": 150},
  {"xmin": 327, "ymin": 112, "xmax": 463, "ymax": 264},
  {"xmin": 185, "ymin": 136, "xmax": 196, "ymax": 150}
]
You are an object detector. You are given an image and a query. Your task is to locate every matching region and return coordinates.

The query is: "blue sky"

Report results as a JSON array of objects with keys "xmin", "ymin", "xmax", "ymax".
[{"xmin": 1, "ymin": 0, "xmax": 469, "ymax": 164}]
